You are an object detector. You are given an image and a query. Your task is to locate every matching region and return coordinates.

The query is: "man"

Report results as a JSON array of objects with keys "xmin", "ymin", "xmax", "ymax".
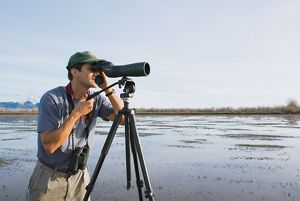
[{"xmin": 26, "ymin": 51, "xmax": 124, "ymax": 201}]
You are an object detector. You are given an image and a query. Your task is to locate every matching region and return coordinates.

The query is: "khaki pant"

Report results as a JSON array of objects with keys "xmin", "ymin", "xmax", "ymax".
[{"xmin": 26, "ymin": 161, "xmax": 91, "ymax": 201}]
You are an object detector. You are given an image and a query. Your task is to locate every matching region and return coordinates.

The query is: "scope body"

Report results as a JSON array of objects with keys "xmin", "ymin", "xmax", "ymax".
[{"xmin": 91, "ymin": 61, "xmax": 150, "ymax": 78}]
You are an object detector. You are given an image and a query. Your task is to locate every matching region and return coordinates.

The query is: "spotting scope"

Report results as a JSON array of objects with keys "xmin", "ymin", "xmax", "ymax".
[{"xmin": 90, "ymin": 61, "xmax": 150, "ymax": 78}]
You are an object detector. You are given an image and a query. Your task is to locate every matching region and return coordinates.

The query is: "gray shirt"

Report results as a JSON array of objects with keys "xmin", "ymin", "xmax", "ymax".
[{"xmin": 37, "ymin": 86, "xmax": 114, "ymax": 169}]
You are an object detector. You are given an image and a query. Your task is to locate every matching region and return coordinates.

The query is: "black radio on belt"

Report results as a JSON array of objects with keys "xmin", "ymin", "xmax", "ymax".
[{"xmin": 68, "ymin": 144, "xmax": 90, "ymax": 175}]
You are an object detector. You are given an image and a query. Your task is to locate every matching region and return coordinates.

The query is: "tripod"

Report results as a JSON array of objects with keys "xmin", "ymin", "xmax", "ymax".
[{"xmin": 83, "ymin": 77, "xmax": 155, "ymax": 201}]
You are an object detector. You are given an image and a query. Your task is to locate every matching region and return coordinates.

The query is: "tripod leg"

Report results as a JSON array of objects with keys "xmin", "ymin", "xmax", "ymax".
[
  {"xmin": 83, "ymin": 112, "xmax": 123, "ymax": 201},
  {"xmin": 125, "ymin": 113, "xmax": 132, "ymax": 189},
  {"xmin": 128, "ymin": 114, "xmax": 155, "ymax": 201},
  {"xmin": 129, "ymin": 123, "xmax": 144, "ymax": 201}
]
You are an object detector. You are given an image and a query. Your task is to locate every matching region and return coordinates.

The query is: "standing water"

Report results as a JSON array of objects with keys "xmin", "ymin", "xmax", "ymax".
[{"xmin": 0, "ymin": 114, "xmax": 299, "ymax": 201}]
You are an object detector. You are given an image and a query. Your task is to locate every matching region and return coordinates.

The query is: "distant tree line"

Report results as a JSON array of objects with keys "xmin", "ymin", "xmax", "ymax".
[
  {"xmin": 136, "ymin": 99, "xmax": 300, "ymax": 115},
  {"xmin": 0, "ymin": 99, "xmax": 299, "ymax": 115}
]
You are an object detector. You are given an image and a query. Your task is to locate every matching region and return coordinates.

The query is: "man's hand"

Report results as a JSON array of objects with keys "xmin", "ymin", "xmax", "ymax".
[
  {"xmin": 98, "ymin": 71, "xmax": 110, "ymax": 89},
  {"xmin": 72, "ymin": 98, "xmax": 94, "ymax": 118},
  {"xmin": 94, "ymin": 71, "xmax": 125, "ymax": 125}
]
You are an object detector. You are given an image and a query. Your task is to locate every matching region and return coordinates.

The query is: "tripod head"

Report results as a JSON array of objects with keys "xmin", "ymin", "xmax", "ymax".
[
  {"xmin": 120, "ymin": 77, "xmax": 135, "ymax": 100},
  {"xmin": 87, "ymin": 76, "xmax": 135, "ymax": 100}
]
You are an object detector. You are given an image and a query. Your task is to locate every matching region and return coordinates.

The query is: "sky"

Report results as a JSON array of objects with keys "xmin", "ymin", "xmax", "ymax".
[{"xmin": 0, "ymin": 0, "xmax": 299, "ymax": 108}]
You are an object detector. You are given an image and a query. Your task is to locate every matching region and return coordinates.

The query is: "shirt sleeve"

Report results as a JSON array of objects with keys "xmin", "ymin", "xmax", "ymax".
[
  {"xmin": 97, "ymin": 93, "xmax": 114, "ymax": 120},
  {"xmin": 37, "ymin": 93, "xmax": 60, "ymax": 133}
]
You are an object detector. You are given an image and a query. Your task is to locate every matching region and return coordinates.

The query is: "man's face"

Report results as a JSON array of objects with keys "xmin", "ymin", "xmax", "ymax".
[{"xmin": 74, "ymin": 63, "xmax": 99, "ymax": 88}]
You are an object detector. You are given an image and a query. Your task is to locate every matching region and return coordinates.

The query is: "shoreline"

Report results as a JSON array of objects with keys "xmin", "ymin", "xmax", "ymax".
[{"xmin": 0, "ymin": 109, "xmax": 300, "ymax": 115}]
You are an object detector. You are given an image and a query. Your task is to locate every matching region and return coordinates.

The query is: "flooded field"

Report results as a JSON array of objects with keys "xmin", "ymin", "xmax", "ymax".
[{"xmin": 0, "ymin": 114, "xmax": 300, "ymax": 201}]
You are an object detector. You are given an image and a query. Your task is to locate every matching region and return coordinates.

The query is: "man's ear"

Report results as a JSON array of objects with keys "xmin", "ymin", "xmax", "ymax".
[{"xmin": 71, "ymin": 68, "xmax": 79, "ymax": 78}]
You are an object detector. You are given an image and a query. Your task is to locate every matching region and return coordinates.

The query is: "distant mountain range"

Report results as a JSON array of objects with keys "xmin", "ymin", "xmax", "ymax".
[{"xmin": 0, "ymin": 101, "xmax": 39, "ymax": 109}]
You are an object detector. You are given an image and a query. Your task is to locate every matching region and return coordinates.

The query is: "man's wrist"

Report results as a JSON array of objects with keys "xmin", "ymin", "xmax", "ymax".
[
  {"xmin": 70, "ymin": 110, "xmax": 81, "ymax": 121},
  {"xmin": 105, "ymin": 89, "xmax": 115, "ymax": 97}
]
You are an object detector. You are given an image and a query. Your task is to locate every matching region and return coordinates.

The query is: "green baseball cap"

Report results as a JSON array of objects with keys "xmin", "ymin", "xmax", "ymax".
[{"xmin": 66, "ymin": 51, "xmax": 104, "ymax": 70}]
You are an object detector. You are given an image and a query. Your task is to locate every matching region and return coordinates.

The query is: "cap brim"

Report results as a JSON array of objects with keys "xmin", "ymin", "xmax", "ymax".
[{"xmin": 66, "ymin": 58, "xmax": 106, "ymax": 70}]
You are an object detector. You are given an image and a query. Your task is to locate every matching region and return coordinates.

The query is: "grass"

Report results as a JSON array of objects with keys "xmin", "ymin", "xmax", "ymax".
[
  {"xmin": 0, "ymin": 104, "xmax": 299, "ymax": 115},
  {"xmin": 0, "ymin": 109, "xmax": 38, "ymax": 115},
  {"xmin": 136, "ymin": 106, "xmax": 300, "ymax": 115},
  {"xmin": 136, "ymin": 100, "xmax": 300, "ymax": 115}
]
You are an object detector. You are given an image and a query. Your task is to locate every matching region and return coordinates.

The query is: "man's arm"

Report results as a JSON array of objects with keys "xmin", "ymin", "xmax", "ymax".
[
  {"xmin": 104, "ymin": 89, "xmax": 125, "ymax": 124},
  {"xmin": 40, "ymin": 99, "xmax": 94, "ymax": 154},
  {"xmin": 99, "ymin": 72, "xmax": 125, "ymax": 124}
]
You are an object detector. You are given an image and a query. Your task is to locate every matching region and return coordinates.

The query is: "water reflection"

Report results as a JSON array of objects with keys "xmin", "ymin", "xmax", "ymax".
[
  {"xmin": 0, "ymin": 115, "xmax": 37, "ymax": 124},
  {"xmin": 283, "ymin": 114, "xmax": 299, "ymax": 125}
]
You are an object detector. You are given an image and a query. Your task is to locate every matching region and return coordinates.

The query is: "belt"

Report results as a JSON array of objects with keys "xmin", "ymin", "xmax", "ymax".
[{"xmin": 38, "ymin": 158, "xmax": 71, "ymax": 175}]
